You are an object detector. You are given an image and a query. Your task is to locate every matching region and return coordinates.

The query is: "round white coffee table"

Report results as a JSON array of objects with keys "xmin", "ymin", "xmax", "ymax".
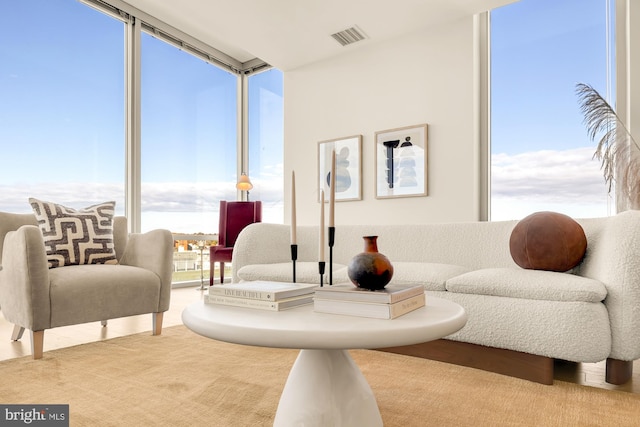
[{"xmin": 182, "ymin": 294, "xmax": 466, "ymax": 427}]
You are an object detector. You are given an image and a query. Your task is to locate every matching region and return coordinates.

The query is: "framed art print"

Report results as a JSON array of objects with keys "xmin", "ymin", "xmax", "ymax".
[
  {"xmin": 318, "ymin": 135, "xmax": 362, "ymax": 202},
  {"xmin": 374, "ymin": 124, "xmax": 428, "ymax": 199}
]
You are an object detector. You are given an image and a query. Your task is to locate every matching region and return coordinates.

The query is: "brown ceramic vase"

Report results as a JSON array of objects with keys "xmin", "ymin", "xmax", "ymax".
[{"xmin": 347, "ymin": 236, "xmax": 394, "ymax": 290}]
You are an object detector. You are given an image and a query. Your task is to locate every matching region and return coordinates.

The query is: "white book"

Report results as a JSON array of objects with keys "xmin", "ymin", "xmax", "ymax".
[
  {"xmin": 313, "ymin": 292, "xmax": 426, "ymax": 319},
  {"xmin": 208, "ymin": 281, "xmax": 316, "ymax": 301},
  {"xmin": 205, "ymin": 294, "xmax": 313, "ymax": 311},
  {"xmin": 314, "ymin": 283, "xmax": 424, "ymax": 304}
]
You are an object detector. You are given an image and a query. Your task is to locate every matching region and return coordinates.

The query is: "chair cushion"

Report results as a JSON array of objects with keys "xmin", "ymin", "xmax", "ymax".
[
  {"xmin": 49, "ymin": 264, "xmax": 161, "ymax": 327},
  {"xmin": 29, "ymin": 198, "xmax": 118, "ymax": 268},
  {"xmin": 445, "ymin": 267, "xmax": 607, "ymax": 303}
]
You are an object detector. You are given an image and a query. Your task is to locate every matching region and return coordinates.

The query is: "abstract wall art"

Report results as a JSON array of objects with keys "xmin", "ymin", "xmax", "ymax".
[
  {"xmin": 318, "ymin": 135, "xmax": 362, "ymax": 202},
  {"xmin": 374, "ymin": 124, "xmax": 428, "ymax": 199}
]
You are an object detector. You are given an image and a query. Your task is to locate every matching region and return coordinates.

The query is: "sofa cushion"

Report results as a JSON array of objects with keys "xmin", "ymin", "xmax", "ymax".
[
  {"xmin": 509, "ymin": 211, "xmax": 587, "ymax": 272},
  {"xmin": 29, "ymin": 198, "xmax": 118, "ymax": 269},
  {"xmin": 237, "ymin": 262, "xmax": 347, "ymax": 284},
  {"xmin": 334, "ymin": 262, "xmax": 470, "ymax": 291},
  {"xmin": 445, "ymin": 268, "xmax": 607, "ymax": 303}
]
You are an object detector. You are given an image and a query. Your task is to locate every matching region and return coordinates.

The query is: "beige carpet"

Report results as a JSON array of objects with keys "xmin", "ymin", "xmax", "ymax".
[{"xmin": 1, "ymin": 326, "xmax": 639, "ymax": 427}]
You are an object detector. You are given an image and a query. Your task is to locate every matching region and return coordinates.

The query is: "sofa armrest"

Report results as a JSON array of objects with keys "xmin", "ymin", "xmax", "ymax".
[
  {"xmin": 0, "ymin": 225, "xmax": 51, "ymax": 331},
  {"xmin": 579, "ymin": 210, "xmax": 640, "ymax": 361},
  {"xmin": 232, "ymin": 223, "xmax": 295, "ymax": 283},
  {"xmin": 119, "ymin": 229, "xmax": 173, "ymax": 312}
]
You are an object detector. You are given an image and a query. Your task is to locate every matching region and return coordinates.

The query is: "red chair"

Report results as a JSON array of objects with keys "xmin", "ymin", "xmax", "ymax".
[{"xmin": 210, "ymin": 201, "xmax": 262, "ymax": 285}]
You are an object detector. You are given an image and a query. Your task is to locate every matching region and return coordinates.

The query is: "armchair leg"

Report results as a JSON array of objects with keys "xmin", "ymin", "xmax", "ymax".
[
  {"xmin": 11, "ymin": 325, "xmax": 25, "ymax": 341},
  {"xmin": 152, "ymin": 312, "xmax": 164, "ymax": 336},
  {"xmin": 220, "ymin": 262, "xmax": 225, "ymax": 284},
  {"xmin": 30, "ymin": 330, "xmax": 44, "ymax": 360}
]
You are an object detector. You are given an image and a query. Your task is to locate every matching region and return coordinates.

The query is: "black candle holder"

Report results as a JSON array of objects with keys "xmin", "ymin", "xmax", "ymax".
[
  {"xmin": 328, "ymin": 226, "xmax": 335, "ymax": 286},
  {"xmin": 318, "ymin": 261, "xmax": 326, "ymax": 287},
  {"xmin": 291, "ymin": 244, "xmax": 298, "ymax": 283}
]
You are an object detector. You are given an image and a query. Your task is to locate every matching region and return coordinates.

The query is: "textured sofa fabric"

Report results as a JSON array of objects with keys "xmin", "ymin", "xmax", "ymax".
[{"xmin": 231, "ymin": 211, "xmax": 640, "ymax": 367}]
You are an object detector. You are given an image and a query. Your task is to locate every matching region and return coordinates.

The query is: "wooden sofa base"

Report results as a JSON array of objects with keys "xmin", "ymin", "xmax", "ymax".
[
  {"xmin": 377, "ymin": 339, "xmax": 555, "ymax": 385},
  {"xmin": 377, "ymin": 340, "xmax": 635, "ymax": 386}
]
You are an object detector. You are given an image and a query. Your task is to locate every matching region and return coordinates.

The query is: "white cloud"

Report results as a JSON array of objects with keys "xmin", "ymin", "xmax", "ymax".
[
  {"xmin": 1, "ymin": 148, "xmax": 612, "ymax": 225},
  {"xmin": 0, "ymin": 183, "xmax": 124, "ymax": 213},
  {"xmin": 491, "ymin": 146, "xmax": 613, "ymax": 220},
  {"xmin": 0, "ymin": 178, "xmax": 286, "ymax": 233}
]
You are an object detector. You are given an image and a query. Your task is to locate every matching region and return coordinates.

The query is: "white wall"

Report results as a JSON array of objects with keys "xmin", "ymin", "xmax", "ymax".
[{"xmin": 284, "ymin": 16, "xmax": 479, "ymax": 227}]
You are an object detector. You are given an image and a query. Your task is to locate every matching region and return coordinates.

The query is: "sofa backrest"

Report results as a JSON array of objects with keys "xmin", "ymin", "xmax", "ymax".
[
  {"xmin": 233, "ymin": 220, "xmax": 522, "ymax": 272},
  {"xmin": 328, "ymin": 221, "xmax": 522, "ymax": 270},
  {"xmin": 232, "ymin": 214, "xmax": 625, "ymax": 281}
]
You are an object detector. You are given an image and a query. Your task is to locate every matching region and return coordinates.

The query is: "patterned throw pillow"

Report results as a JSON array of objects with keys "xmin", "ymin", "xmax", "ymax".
[{"xmin": 29, "ymin": 198, "xmax": 118, "ymax": 268}]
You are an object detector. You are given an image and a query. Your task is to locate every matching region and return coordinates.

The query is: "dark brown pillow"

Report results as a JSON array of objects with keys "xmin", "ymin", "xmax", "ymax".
[{"xmin": 509, "ymin": 211, "xmax": 587, "ymax": 272}]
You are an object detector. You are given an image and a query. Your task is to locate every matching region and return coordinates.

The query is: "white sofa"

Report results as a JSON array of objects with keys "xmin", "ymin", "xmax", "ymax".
[{"xmin": 231, "ymin": 211, "xmax": 640, "ymax": 385}]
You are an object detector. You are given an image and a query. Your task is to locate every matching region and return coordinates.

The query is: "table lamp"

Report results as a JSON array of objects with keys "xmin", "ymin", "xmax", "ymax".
[{"xmin": 236, "ymin": 173, "xmax": 253, "ymax": 201}]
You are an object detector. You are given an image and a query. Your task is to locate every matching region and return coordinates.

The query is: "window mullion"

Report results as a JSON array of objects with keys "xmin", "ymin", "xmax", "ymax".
[
  {"xmin": 238, "ymin": 73, "xmax": 249, "ymax": 202},
  {"xmin": 125, "ymin": 16, "xmax": 142, "ymax": 233},
  {"xmin": 474, "ymin": 12, "xmax": 490, "ymax": 222}
]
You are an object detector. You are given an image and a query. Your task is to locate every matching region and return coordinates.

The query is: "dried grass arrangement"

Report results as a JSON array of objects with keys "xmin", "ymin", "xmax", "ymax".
[{"xmin": 576, "ymin": 83, "xmax": 640, "ymax": 210}]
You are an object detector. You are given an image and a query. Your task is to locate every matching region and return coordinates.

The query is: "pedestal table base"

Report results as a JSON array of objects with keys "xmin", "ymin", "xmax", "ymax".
[{"xmin": 274, "ymin": 349, "xmax": 383, "ymax": 427}]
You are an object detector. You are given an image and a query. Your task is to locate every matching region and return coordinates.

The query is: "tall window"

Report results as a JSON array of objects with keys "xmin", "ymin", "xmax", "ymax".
[
  {"xmin": 247, "ymin": 69, "xmax": 284, "ymax": 223},
  {"xmin": 140, "ymin": 33, "xmax": 238, "ymax": 234},
  {"xmin": 0, "ymin": 0, "xmax": 125, "ymax": 214},
  {"xmin": 1, "ymin": 0, "xmax": 284, "ymax": 286},
  {"xmin": 490, "ymin": 0, "xmax": 614, "ymax": 220}
]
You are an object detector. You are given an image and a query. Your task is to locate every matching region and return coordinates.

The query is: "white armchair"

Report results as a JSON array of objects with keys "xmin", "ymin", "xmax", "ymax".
[{"xmin": 0, "ymin": 212, "xmax": 173, "ymax": 359}]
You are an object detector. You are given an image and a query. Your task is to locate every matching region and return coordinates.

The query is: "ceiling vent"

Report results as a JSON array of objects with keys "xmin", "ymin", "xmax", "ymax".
[{"xmin": 331, "ymin": 26, "xmax": 367, "ymax": 47}]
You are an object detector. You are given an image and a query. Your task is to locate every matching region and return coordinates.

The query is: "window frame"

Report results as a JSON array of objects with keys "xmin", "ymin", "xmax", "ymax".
[
  {"xmin": 479, "ymin": 0, "xmax": 637, "ymax": 221},
  {"xmin": 81, "ymin": 0, "xmax": 273, "ymax": 232}
]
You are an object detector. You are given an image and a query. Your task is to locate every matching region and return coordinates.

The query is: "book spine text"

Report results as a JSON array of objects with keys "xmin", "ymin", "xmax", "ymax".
[
  {"xmin": 390, "ymin": 293, "xmax": 426, "ymax": 318},
  {"xmin": 209, "ymin": 289, "xmax": 273, "ymax": 300},
  {"xmin": 205, "ymin": 295, "xmax": 278, "ymax": 310}
]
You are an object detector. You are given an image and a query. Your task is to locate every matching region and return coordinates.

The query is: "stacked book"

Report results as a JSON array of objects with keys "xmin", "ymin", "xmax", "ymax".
[
  {"xmin": 313, "ymin": 284, "xmax": 426, "ymax": 319},
  {"xmin": 206, "ymin": 281, "xmax": 316, "ymax": 311}
]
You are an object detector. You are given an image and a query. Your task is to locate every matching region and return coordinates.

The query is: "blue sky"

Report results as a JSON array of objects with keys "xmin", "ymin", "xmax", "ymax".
[
  {"xmin": 492, "ymin": 0, "xmax": 609, "ymax": 155},
  {"xmin": 0, "ymin": 0, "xmax": 283, "ymax": 232},
  {"xmin": 0, "ymin": 0, "xmax": 125, "ymax": 182},
  {"xmin": 490, "ymin": 0, "xmax": 613, "ymax": 220},
  {"xmin": 0, "ymin": 0, "xmax": 613, "ymax": 228}
]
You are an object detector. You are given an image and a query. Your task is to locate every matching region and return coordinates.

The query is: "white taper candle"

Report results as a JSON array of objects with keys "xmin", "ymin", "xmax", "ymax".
[
  {"xmin": 319, "ymin": 190, "xmax": 325, "ymax": 262},
  {"xmin": 329, "ymin": 149, "xmax": 336, "ymax": 227},
  {"xmin": 291, "ymin": 170, "xmax": 297, "ymax": 244}
]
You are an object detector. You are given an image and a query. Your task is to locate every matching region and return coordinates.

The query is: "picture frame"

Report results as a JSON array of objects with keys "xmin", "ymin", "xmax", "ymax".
[
  {"xmin": 374, "ymin": 124, "xmax": 428, "ymax": 199},
  {"xmin": 318, "ymin": 135, "xmax": 362, "ymax": 202}
]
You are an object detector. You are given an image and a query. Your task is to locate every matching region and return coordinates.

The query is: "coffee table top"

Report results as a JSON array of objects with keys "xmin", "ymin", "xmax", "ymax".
[{"xmin": 182, "ymin": 294, "xmax": 466, "ymax": 350}]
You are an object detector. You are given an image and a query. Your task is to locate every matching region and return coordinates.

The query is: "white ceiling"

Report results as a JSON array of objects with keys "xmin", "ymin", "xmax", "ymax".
[{"xmin": 121, "ymin": 0, "xmax": 516, "ymax": 71}]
